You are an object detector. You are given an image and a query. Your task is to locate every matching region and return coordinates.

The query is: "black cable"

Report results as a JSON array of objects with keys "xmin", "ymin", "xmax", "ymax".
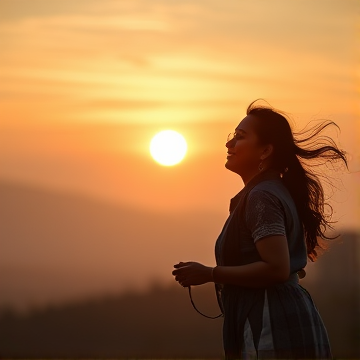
[{"xmin": 187, "ymin": 286, "xmax": 223, "ymax": 319}]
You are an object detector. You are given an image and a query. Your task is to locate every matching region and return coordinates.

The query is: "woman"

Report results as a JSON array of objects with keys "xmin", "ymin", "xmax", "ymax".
[{"xmin": 172, "ymin": 100, "xmax": 347, "ymax": 359}]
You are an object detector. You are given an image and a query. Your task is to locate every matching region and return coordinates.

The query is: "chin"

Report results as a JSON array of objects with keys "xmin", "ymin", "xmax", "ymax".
[
  {"xmin": 225, "ymin": 160, "xmax": 245, "ymax": 177},
  {"xmin": 225, "ymin": 161, "xmax": 237, "ymax": 173}
]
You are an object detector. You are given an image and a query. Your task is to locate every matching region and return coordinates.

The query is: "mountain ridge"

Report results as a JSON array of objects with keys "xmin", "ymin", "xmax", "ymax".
[{"xmin": 0, "ymin": 179, "xmax": 226, "ymax": 310}]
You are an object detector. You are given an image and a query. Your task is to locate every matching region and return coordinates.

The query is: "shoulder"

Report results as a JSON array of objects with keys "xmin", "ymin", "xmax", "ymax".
[
  {"xmin": 248, "ymin": 179, "xmax": 290, "ymax": 205},
  {"xmin": 245, "ymin": 182, "xmax": 287, "ymax": 241},
  {"xmin": 247, "ymin": 180, "xmax": 284, "ymax": 205},
  {"xmin": 245, "ymin": 181, "xmax": 286, "ymax": 225},
  {"xmin": 251, "ymin": 178, "xmax": 286, "ymax": 193}
]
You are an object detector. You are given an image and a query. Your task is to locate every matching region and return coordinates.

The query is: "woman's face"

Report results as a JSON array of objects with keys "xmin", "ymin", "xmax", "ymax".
[{"xmin": 225, "ymin": 114, "xmax": 265, "ymax": 176}]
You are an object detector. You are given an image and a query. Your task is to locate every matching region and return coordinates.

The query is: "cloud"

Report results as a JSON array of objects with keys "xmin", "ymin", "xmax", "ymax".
[{"xmin": 0, "ymin": 0, "xmax": 357, "ymax": 127}]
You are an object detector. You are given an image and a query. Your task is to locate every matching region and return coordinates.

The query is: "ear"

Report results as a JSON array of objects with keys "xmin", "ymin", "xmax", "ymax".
[{"xmin": 260, "ymin": 143, "xmax": 274, "ymax": 161}]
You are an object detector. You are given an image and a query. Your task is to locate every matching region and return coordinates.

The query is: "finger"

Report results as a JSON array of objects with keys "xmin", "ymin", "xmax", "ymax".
[
  {"xmin": 173, "ymin": 272, "xmax": 187, "ymax": 283},
  {"xmin": 174, "ymin": 261, "xmax": 192, "ymax": 268},
  {"xmin": 172, "ymin": 269, "xmax": 186, "ymax": 276},
  {"xmin": 177, "ymin": 274, "xmax": 188, "ymax": 282},
  {"xmin": 180, "ymin": 275, "xmax": 193, "ymax": 287},
  {"xmin": 176, "ymin": 277, "xmax": 187, "ymax": 287},
  {"xmin": 172, "ymin": 265, "xmax": 191, "ymax": 276},
  {"xmin": 181, "ymin": 280, "xmax": 191, "ymax": 288}
]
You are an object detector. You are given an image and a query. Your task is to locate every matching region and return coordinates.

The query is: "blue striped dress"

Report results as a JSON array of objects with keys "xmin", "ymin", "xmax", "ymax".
[{"xmin": 214, "ymin": 170, "xmax": 332, "ymax": 359}]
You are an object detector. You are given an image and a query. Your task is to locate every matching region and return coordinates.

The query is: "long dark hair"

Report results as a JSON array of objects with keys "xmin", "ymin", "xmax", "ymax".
[{"xmin": 247, "ymin": 99, "xmax": 348, "ymax": 261}]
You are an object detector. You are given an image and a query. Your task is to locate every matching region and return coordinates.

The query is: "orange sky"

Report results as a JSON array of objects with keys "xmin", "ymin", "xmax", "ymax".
[
  {"xmin": 1, "ymin": 0, "xmax": 359, "ymax": 216},
  {"xmin": 0, "ymin": 0, "xmax": 359, "ymax": 308}
]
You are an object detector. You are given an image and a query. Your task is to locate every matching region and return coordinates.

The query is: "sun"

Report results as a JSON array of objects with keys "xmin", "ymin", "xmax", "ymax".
[{"xmin": 150, "ymin": 130, "xmax": 187, "ymax": 166}]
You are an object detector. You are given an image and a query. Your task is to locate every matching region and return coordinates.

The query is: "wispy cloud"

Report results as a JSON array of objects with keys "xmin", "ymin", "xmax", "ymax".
[{"xmin": 1, "ymin": 0, "xmax": 357, "ymax": 126}]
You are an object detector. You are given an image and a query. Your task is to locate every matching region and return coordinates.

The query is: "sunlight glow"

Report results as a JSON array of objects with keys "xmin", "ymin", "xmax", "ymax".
[{"xmin": 149, "ymin": 130, "xmax": 187, "ymax": 166}]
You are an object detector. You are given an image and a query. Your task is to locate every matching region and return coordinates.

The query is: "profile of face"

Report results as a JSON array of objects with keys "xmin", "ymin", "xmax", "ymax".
[{"xmin": 225, "ymin": 114, "xmax": 272, "ymax": 177}]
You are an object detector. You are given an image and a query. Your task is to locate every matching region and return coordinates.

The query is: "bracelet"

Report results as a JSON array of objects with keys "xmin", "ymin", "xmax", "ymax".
[{"xmin": 211, "ymin": 266, "xmax": 217, "ymax": 282}]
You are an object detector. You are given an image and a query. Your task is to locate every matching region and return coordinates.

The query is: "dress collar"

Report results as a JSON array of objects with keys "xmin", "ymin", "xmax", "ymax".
[{"xmin": 229, "ymin": 169, "xmax": 281, "ymax": 213}]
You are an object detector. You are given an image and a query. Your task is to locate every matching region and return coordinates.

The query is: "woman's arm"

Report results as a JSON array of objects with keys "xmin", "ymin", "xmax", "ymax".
[
  {"xmin": 173, "ymin": 235, "xmax": 290, "ymax": 288},
  {"xmin": 214, "ymin": 235, "xmax": 290, "ymax": 287}
]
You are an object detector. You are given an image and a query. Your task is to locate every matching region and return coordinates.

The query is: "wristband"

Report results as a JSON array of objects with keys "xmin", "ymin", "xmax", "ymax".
[{"xmin": 211, "ymin": 266, "xmax": 217, "ymax": 282}]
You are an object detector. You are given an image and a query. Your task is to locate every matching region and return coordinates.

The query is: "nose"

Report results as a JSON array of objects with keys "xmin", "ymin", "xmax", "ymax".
[{"xmin": 226, "ymin": 138, "xmax": 235, "ymax": 148}]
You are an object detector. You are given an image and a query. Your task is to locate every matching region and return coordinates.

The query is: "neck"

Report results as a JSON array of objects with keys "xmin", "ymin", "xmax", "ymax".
[
  {"xmin": 240, "ymin": 167, "xmax": 278, "ymax": 187},
  {"xmin": 240, "ymin": 167, "xmax": 266, "ymax": 186}
]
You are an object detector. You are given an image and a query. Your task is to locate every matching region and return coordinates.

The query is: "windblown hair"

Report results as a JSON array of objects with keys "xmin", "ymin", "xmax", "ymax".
[{"xmin": 246, "ymin": 99, "xmax": 348, "ymax": 261}]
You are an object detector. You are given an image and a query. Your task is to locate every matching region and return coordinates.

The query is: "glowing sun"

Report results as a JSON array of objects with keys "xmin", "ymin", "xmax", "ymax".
[{"xmin": 150, "ymin": 130, "xmax": 187, "ymax": 166}]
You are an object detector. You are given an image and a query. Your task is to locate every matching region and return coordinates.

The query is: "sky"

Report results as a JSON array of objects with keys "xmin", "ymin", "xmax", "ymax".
[{"xmin": 0, "ymin": 0, "xmax": 359, "ymax": 308}]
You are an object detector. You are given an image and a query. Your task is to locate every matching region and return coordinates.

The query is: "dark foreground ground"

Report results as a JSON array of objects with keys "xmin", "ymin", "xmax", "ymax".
[{"xmin": 0, "ymin": 233, "xmax": 359, "ymax": 359}]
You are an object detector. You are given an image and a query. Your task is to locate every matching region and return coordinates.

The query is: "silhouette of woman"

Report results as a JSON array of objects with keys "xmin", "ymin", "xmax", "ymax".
[{"xmin": 172, "ymin": 100, "xmax": 348, "ymax": 359}]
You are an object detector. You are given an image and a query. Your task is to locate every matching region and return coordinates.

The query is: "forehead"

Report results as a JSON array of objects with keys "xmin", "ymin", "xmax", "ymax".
[{"xmin": 235, "ymin": 114, "xmax": 258, "ymax": 132}]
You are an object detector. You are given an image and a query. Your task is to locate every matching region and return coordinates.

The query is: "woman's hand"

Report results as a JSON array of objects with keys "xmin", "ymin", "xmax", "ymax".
[{"xmin": 172, "ymin": 261, "xmax": 213, "ymax": 287}]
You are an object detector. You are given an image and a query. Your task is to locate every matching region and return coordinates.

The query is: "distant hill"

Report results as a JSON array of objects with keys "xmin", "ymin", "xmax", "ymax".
[
  {"xmin": 0, "ymin": 251, "xmax": 359, "ymax": 359},
  {"xmin": 0, "ymin": 282, "xmax": 224, "ymax": 359},
  {"xmin": 0, "ymin": 179, "xmax": 226, "ymax": 309},
  {"xmin": 1, "ymin": 180, "xmax": 359, "ymax": 358}
]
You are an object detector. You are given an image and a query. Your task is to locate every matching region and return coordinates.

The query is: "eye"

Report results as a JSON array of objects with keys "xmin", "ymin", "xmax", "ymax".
[
  {"xmin": 234, "ymin": 133, "xmax": 244, "ymax": 140},
  {"xmin": 227, "ymin": 132, "xmax": 245, "ymax": 142}
]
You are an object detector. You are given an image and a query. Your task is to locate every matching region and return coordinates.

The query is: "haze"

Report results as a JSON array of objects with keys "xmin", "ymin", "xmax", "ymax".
[{"xmin": 0, "ymin": 0, "xmax": 359, "ymax": 310}]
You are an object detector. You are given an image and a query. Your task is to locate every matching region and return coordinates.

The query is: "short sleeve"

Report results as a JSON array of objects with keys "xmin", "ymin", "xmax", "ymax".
[{"xmin": 245, "ymin": 189, "xmax": 286, "ymax": 243}]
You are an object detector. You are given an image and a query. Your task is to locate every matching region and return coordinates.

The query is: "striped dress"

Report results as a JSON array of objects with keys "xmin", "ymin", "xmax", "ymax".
[{"xmin": 214, "ymin": 169, "xmax": 332, "ymax": 359}]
